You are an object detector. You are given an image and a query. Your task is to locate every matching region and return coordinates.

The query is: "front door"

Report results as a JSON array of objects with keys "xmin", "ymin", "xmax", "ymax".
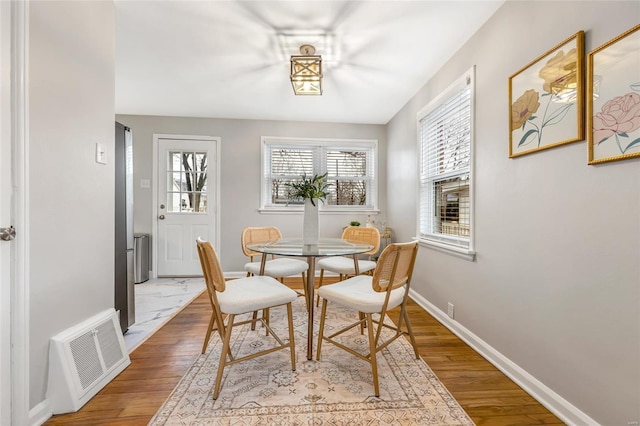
[{"xmin": 155, "ymin": 135, "xmax": 219, "ymax": 276}]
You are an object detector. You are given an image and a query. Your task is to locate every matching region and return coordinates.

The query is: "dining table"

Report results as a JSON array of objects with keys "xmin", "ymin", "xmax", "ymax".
[{"xmin": 246, "ymin": 237, "xmax": 374, "ymax": 360}]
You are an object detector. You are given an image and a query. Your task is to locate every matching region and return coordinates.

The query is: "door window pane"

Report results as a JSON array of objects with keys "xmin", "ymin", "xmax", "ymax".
[{"xmin": 166, "ymin": 151, "xmax": 208, "ymax": 212}]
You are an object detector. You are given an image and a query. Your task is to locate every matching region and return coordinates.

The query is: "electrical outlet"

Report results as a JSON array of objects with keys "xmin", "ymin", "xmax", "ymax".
[{"xmin": 447, "ymin": 302, "xmax": 454, "ymax": 319}]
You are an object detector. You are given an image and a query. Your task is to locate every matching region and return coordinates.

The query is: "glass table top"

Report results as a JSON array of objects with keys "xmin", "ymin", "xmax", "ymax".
[{"xmin": 246, "ymin": 237, "xmax": 373, "ymax": 257}]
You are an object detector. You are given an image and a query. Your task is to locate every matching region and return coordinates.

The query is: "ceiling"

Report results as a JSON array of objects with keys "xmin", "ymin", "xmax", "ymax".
[{"xmin": 115, "ymin": 0, "xmax": 504, "ymax": 125}]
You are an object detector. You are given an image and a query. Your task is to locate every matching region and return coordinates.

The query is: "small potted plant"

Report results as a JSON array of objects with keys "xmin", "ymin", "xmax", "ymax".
[
  {"xmin": 286, "ymin": 173, "xmax": 329, "ymax": 244},
  {"xmin": 350, "ymin": 221, "xmax": 361, "ymax": 227}
]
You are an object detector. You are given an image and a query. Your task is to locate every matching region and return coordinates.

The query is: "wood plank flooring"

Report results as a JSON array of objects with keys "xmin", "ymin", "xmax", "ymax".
[{"xmin": 45, "ymin": 279, "xmax": 563, "ymax": 425}]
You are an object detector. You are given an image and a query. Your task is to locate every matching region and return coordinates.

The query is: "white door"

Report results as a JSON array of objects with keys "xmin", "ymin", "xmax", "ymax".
[
  {"xmin": 155, "ymin": 135, "xmax": 219, "ymax": 276},
  {"xmin": 0, "ymin": 4, "xmax": 11, "ymax": 422},
  {"xmin": 1, "ymin": 2, "xmax": 28, "ymax": 424}
]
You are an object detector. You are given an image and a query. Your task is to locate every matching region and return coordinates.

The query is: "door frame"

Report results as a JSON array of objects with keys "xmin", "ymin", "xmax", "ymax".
[
  {"xmin": 1, "ymin": 1, "xmax": 29, "ymax": 425},
  {"xmin": 152, "ymin": 134, "xmax": 221, "ymax": 278}
]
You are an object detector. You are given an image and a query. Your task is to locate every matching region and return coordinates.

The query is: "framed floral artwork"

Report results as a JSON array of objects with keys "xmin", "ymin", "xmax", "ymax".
[
  {"xmin": 588, "ymin": 24, "xmax": 640, "ymax": 164},
  {"xmin": 509, "ymin": 31, "xmax": 585, "ymax": 158}
]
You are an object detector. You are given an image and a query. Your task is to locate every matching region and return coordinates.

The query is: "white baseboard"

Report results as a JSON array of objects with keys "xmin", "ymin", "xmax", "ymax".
[
  {"xmin": 29, "ymin": 399, "xmax": 51, "ymax": 426},
  {"xmin": 408, "ymin": 289, "xmax": 599, "ymax": 426}
]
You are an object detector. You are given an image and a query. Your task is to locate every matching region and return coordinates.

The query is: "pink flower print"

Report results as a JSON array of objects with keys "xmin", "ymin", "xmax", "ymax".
[{"xmin": 593, "ymin": 92, "xmax": 640, "ymax": 144}]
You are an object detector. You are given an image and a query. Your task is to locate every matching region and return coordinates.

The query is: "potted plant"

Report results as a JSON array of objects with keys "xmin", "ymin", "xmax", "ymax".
[
  {"xmin": 286, "ymin": 173, "xmax": 329, "ymax": 206},
  {"xmin": 286, "ymin": 173, "xmax": 329, "ymax": 244},
  {"xmin": 349, "ymin": 221, "xmax": 361, "ymax": 227}
]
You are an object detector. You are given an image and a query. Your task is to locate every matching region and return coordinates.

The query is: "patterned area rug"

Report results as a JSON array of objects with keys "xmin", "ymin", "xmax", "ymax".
[{"xmin": 150, "ymin": 296, "xmax": 474, "ymax": 425}]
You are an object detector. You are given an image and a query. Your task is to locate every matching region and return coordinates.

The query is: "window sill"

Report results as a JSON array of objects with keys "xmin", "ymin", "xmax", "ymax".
[{"xmin": 417, "ymin": 238, "xmax": 476, "ymax": 261}]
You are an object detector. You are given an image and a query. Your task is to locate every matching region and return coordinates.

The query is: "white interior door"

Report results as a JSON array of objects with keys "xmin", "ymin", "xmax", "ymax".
[
  {"xmin": 1, "ymin": 2, "xmax": 28, "ymax": 424},
  {"xmin": 0, "ymin": 4, "xmax": 11, "ymax": 422},
  {"xmin": 155, "ymin": 136, "xmax": 219, "ymax": 276}
]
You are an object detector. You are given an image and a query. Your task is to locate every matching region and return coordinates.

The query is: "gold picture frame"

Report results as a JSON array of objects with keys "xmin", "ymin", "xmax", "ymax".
[
  {"xmin": 587, "ymin": 24, "xmax": 640, "ymax": 165},
  {"xmin": 509, "ymin": 31, "xmax": 585, "ymax": 158}
]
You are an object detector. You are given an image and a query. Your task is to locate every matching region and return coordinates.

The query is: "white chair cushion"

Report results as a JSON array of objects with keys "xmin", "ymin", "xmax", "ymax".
[
  {"xmin": 317, "ymin": 256, "xmax": 376, "ymax": 275},
  {"xmin": 317, "ymin": 275, "xmax": 406, "ymax": 314},
  {"xmin": 244, "ymin": 257, "xmax": 308, "ymax": 277},
  {"xmin": 217, "ymin": 275, "xmax": 297, "ymax": 314}
]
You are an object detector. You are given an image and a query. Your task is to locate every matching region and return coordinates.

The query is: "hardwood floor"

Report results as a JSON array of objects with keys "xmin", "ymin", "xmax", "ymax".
[{"xmin": 45, "ymin": 278, "xmax": 563, "ymax": 425}]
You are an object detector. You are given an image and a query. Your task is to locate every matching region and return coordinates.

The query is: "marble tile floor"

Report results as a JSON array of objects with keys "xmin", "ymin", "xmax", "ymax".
[{"xmin": 123, "ymin": 277, "xmax": 206, "ymax": 352}]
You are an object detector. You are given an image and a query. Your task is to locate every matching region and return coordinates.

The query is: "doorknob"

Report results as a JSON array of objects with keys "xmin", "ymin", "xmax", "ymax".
[
  {"xmin": 158, "ymin": 215, "xmax": 165, "ymax": 220},
  {"xmin": 0, "ymin": 226, "xmax": 16, "ymax": 241}
]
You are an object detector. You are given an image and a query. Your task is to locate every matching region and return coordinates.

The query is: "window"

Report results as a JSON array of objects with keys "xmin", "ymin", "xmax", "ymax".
[
  {"xmin": 261, "ymin": 137, "xmax": 377, "ymax": 211},
  {"xmin": 417, "ymin": 67, "xmax": 474, "ymax": 257},
  {"xmin": 166, "ymin": 150, "xmax": 207, "ymax": 213}
]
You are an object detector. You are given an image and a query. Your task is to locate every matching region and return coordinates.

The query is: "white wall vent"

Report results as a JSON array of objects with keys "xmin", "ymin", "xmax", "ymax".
[{"xmin": 46, "ymin": 308, "xmax": 131, "ymax": 414}]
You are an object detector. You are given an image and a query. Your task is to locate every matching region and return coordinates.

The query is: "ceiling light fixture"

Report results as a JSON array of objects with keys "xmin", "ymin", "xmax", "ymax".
[{"xmin": 290, "ymin": 44, "xmax": 322, "ymax": 95}]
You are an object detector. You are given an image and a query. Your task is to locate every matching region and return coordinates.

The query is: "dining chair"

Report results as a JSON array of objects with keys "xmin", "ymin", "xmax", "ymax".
[
  {"xmin": 196, "ymin": 238, "xmax": 297, "ymax": 400},
  {"xmin": 315, "ymin": 226, "xmax": 380, "ymax": 306},
  {"xmin": 316, "ymin": 241, "xmax": 419, "ymax": 397},
  {"xmin": 241, "ymin": 226, "xmax": 310, "ymax": 308}
]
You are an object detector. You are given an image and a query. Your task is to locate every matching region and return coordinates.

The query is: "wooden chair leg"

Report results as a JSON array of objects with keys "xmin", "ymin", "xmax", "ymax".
[
  {"xmin": 366, "ymin": 313, "xmax": 380, "ymax": 397},
  {"xmin": 248, "ymin": 270, "xmax": 259, "ymax": 332},
  {"xmin": 264, "ymin": 308, "xmax": 270, "ymax": 336},
  {"xmin": 316, "ymin": 299, "xmax": 328, "ymax": 360},
  {"xmin": 316, "ymin": 269, "xmax": 325, "ymax": 307},
  {"xmin": 250, "ymin": 310, "xmax": 258, "ymax": 330},
  {"xmin": 286, "ymin": 302, "xmax": 296, "ymax": 371},
  {"xmin": 401, "ymin": 304, "xmax": 419, "ymax": 358},
  {"xmin": 213, "ymin": 314, "xmax": 235, "ymax": 400},
  {"xmin": 201, "ymin": 311, "xmax": 217, "ymax": 354}
]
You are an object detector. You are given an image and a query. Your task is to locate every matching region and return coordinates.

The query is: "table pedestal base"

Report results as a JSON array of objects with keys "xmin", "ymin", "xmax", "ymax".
[{"xmin": 305, "ymin": 256, "xmax": 316, "ymax": 360}]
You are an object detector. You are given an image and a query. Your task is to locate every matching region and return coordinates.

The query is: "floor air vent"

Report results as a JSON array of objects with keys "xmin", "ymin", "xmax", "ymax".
[{"xmin": 47, "ymin": 308, "xmax": 131, "ymax": 414}]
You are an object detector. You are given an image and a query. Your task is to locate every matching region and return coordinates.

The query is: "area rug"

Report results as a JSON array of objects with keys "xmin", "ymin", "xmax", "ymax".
[{"xmin": 149, "ymin": 297, "xmax": 474, "ymax": 425}]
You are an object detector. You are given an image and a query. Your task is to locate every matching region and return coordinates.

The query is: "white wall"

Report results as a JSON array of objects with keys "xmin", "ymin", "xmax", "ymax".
[
  {"xmin": 115, "ymin": 115, "xmax": 387, "ymax": 272},
  {"xmin": 387, "ymin": 1, "xmax": 639, "ymax": 424},
  {"xmin": 29, "ymin": 1, "xmax": 115, "ymax": 409}
]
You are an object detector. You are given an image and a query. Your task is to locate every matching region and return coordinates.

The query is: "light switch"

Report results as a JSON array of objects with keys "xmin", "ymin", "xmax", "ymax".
[
  {"xmin": 95, "ymin": 143, "xmax": 106, "ymax": 164},
  {"xmin": 140, "ymin": 179, "xmax": 150, "ymax": 188}
]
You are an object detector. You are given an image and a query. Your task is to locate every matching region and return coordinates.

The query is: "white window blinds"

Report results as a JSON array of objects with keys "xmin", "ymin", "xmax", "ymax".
[
  {"xmin": 418, "ymin": 68, "xmax": 474, "ymax": 250},
  {"xmin": 325, "ymin": 148, "xmax": 373, "ymax": 206},
  {"xmin": 267, "ymin": 146, "xmax": 317, "ymax": 205},
  {"xmin": 261, "ymin": 137, "xmax": 377, "ymax": 210}
]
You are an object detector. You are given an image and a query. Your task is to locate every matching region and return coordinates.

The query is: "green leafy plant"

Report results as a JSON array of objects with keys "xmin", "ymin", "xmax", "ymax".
[
  {"xmin": 286, "ymin": 173, "xmax": 329, "ymax": 206},
  {"xmin": 350, "ymin": 221, "xmax": 361, "ymax": 226}
]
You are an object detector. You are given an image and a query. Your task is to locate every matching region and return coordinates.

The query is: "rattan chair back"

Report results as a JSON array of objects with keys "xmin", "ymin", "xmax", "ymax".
[
  {"xmin": 241, "ymin": 226, "xmax": 282, "ymax": 258},
  {"xmin": 371, "ymin": 241, "xmax": 418, "ymax": 293},
  {"xmin": 341, "ymin": 226, "xmax": 380, "ymax": 255},
  {"xmin": 197, "ymin": 238, "xmax": 226, "ymax": 293}
]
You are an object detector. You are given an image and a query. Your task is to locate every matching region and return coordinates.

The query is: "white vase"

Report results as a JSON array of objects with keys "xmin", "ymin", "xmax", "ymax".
[{"xmin": 303, "ymin": 198, "xmax": 319, "ymax": 245}]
